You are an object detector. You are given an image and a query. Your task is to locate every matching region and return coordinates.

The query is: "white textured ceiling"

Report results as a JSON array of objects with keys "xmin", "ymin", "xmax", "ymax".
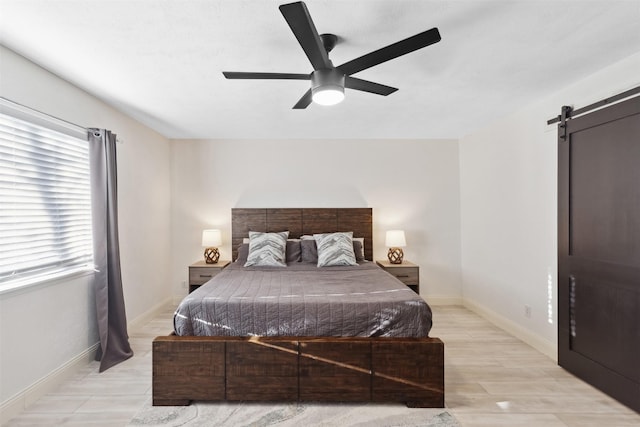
[{"xmin": 1, "ymin": 0, "xmax": 639, "ymax": 139}]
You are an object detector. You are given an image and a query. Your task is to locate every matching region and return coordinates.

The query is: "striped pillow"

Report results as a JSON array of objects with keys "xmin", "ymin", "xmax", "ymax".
[
  {"xmin": 244, "ymin": 231, "xmax": 289, "ymax": 267},
  {"xmin": 314, "ymin": 232, "xmax": 357, "ymax": 267}
]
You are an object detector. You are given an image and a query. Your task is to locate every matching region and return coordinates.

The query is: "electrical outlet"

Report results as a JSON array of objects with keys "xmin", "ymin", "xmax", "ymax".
[{"xmin": 524, "ymin": 305, "xmax": 532, "ymax": 318}]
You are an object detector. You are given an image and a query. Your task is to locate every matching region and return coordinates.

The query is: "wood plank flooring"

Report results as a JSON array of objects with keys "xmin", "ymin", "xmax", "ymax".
[{"xmin": 5, "ymin": 305, "xmax": 639, "ymax": 426}]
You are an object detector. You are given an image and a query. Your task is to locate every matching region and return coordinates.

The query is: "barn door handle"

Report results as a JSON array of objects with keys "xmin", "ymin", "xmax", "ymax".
[{"xmin": 569, "ymin": 275, "xmax": 576, "ymax": 339}]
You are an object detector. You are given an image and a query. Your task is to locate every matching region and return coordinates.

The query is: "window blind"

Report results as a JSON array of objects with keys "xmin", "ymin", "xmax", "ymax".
[{"xmin": 0, "ymin": 111, "xmax": 93, "ymax": 289}]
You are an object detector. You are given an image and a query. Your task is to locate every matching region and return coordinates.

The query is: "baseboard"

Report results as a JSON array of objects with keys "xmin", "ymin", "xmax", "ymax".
[
  {"xmin": 424, "ymin": 295, "xmax": 463, "ymax": 305},
  {"xmin": 127, "ymin": 296, "xmax": 175, "ymax": 333},
  {"xmin": 0, "ymin": 342, "xmax": 100, "ymax": 425},
  {"xmin": 463, "ymin": 297, "xmax": 557, "ymax": 362},
  {"xmin": 2, "ymin": 298, "xmax": 175, "ymax": 425}
]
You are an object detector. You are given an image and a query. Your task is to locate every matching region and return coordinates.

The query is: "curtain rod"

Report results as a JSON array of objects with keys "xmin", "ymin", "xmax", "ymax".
[
  {"xmin": 0, "ymin": 96, "xmax": 87, "ymax": 134},
  {"xmin": 547, "ymin": 85, "xmax": 640, "ymax": 125},
  {"xmin": 1, "ymin": 97, "xmax": 125, "ymax": 143}
]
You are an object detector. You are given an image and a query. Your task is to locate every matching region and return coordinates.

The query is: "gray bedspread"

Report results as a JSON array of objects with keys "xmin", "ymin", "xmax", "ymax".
[{"xmin": 173, "ymin": 261, "xmax": 433, "ymax": 337}]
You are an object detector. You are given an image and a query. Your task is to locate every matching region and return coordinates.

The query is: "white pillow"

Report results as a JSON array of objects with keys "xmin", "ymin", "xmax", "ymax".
[
  {"xmin": 244, "ymin": 237, "xmax": 300, "ymax": 243},
  {"xmin": 313, "ymin": 232, "xmax": 357, "ymax": 267},
  {"xmin": 302, "ymin": 234, "xmax": 364, "ymax": 259},
  {"xmin": 244, "ymin": 231, "xmax": 289, "ymax": 267}
]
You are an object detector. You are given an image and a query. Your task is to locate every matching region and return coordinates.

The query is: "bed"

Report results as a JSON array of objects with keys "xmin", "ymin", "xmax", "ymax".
[{"xmin": 153, "ymin": 208, "xmax": 444, "ymax": 407}]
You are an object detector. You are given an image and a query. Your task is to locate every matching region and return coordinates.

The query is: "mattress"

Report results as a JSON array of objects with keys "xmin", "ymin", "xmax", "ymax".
[{"xmin": 173, "ymin": 261, "xmax": 432, "ymax": 337}]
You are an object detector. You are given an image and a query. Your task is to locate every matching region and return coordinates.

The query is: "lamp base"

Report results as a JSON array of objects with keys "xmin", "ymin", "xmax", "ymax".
[
  {"xmin": 387, "ymin": 247, "xmax": 404, "ymax": 264},
  {"xmin": 204, "ymin": 247, "xmax": 220, "ymax": 264}
]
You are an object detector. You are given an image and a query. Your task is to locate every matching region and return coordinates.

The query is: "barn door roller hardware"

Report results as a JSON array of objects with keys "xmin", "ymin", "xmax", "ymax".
[{"xmin": 547, "ymin": 85, "xmax": 640, "ymax": 140}]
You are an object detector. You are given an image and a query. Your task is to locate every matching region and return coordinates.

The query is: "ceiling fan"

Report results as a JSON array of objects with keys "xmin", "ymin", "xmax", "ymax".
[{"xmin": 222, "ymin": 1, "xmax": 441, "ymax": 109}]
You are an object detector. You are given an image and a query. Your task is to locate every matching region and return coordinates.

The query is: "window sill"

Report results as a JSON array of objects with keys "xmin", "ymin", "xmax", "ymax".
[{"xmin": 0, "ymin": 268, "xmax": 95, "ymax": 297}]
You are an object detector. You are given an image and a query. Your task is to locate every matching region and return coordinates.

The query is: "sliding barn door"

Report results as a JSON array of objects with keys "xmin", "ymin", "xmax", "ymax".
[{"xmin": 558, "ymin": 95, "xmax": 640, "ymax": 412}]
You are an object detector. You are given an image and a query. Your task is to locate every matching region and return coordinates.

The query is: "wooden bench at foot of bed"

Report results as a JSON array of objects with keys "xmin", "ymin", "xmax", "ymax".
[{"xmin": 152, "ymin": 335, "xmax": 444, "ymax": 408}]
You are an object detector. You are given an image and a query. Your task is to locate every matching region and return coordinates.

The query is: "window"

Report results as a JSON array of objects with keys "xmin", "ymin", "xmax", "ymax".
[{"xmin": 0, "ymin": 100, "xmax": 93, "ymax": 291}]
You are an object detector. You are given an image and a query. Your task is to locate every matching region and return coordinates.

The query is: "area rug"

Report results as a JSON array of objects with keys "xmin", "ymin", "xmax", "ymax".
[{"xmin": 128, "ymin": 400, "xmax": 461, "ymax": 427}]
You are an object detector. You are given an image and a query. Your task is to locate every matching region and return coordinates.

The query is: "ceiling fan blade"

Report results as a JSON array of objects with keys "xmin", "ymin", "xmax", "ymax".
[
  {"xmin": 292, "ymin": 89, "xmax": 313, "ymax": 109},
  {"xmin": 337, "ymin": 28, "xmax": 441, "ymax": 76},
  {"xmin": 223, "ymin": 72, "xmax": 310, "ymax": 80},
  {"xmin": 279, "ymin": 2, "xmax": 332, "ymax": 70},
  {"xmin": 345, "ymin": 76, "xmax": 398, "ymax": 96}
]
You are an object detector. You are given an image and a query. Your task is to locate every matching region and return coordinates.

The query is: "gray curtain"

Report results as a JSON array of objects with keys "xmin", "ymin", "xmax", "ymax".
[{"xmin": 89, "ymin": 128, "xmax": 133, "ymax": 372}]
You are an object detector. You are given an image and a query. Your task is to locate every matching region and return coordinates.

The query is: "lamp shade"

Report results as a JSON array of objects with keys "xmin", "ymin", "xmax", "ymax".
[
  {"xmin": 385, "ymin": 230, "xmax": 406, "ymax": 248},
  {"xmin": 202, "ymin": 229, "xmax": 222, "ymax": 247}
]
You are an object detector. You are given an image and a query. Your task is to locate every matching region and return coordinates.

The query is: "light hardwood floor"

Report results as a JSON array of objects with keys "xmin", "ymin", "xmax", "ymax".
[{"xmin": 5, "ymin": 305, "xmax": 639, "ymax": 426}]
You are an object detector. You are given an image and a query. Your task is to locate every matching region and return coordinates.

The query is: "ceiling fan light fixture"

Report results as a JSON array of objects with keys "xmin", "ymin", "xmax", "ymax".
[
  {"xmin": 312, "ymin": 85, "xmax": 345, "ymax": 106},
  {"xmin": 311, "ymin": 69, "xmax": 345, "ymax": 106}
]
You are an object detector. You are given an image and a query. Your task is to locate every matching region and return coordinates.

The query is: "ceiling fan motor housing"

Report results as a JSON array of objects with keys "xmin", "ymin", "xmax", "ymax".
[{"xmin": 311, "ymin": 68, "xmax": 345, "ymax": 90}]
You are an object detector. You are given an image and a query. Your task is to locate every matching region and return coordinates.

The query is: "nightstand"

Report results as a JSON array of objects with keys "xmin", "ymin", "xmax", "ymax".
[
  {"xmin": 376, "ymin": 260, "xmax": 419, "ymax": 294},
  {"xmin": 188, "ymin": 260, "xmax": 230, "ymax": 293}
]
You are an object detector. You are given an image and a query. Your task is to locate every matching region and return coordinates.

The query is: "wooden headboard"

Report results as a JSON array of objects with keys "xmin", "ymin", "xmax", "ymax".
[{"xmin": 231, "ymin": 208, "xmax": 373, "ymax": 261}]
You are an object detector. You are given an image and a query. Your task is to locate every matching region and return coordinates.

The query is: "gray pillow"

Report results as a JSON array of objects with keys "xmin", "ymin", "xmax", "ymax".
[
  {"xmin": 286, "ymin": 240, "xmax": 302, "ymax": 263},
  {"xmin": 236, "ymin": 243, "xmax": 249, "ymax": 263},
  {"xmin": 244, "ymin": 231, "xmax": 289, "ymax": 267},
  {"xmin": 300, "ymin": 239, "xmax": 318, "ymax": 263},
  {"xmin": 314, "ymin": 232, "xmax": 357, "ymax": 267},
  {"xmin": 352, "ymin": 240, "xmax": 364, "ymax": 262}
]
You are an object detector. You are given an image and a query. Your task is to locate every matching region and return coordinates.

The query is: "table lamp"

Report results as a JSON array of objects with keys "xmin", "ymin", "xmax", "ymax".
[
  {"xmin": 202, "ymin": 229, "xmax": 222, "ymax": 264},
  {"xmin": 385, "ymin": 230, "xmax": 406, "ymax": 264}
]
